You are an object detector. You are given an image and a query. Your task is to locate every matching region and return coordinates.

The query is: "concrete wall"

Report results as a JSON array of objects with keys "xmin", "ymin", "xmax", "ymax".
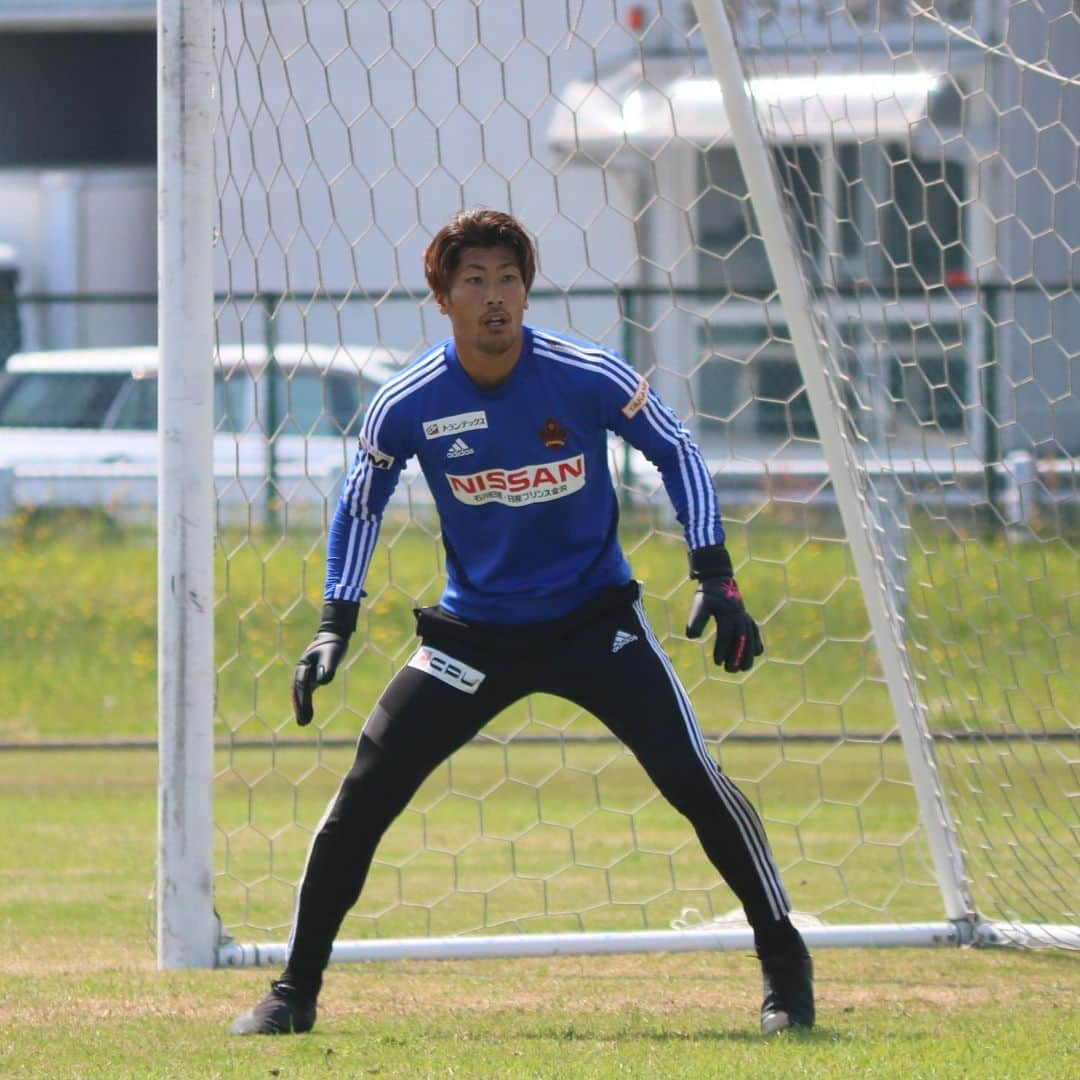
[{"xmin": 0, "ymin": 167, "xmax": 156, "ymax": 350}]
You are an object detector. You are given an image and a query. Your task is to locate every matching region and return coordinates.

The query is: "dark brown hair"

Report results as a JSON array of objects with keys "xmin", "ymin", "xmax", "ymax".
[{"xmin": 423, "ymin": 208, "xmax": 537, "ymax": 298}]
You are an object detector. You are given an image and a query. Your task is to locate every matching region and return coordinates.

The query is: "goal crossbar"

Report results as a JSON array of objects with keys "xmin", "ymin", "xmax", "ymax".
[{"xmin": 217, "ymin": 920, "xmax": 1080, "ymax": 968}]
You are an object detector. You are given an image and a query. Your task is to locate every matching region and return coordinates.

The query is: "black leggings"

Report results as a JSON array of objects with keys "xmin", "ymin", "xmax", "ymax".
[{"xmin": 286, "ymin": 586, "xmax": 790, "ymax": 979}]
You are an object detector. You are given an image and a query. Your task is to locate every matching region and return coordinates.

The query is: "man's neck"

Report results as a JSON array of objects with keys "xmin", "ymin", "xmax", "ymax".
[{"xmin": 455, "ymin": 332, "xmax": 525, "ymax": 390}]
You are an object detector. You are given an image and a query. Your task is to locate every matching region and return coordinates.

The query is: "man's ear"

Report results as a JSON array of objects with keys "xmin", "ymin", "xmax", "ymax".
[{"xmin": 434, "ymin": 292, "xmax": 447, "ymax": 314}]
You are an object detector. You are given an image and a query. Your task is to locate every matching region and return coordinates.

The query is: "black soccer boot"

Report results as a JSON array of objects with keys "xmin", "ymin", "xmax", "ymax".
[
  {"xmin": 758, "ymin": 943, "xmax": 815, "ymax": 1034},
  {"xmin": 228, "ymin": 979, "xmax": 317, "ymax": 1036}
]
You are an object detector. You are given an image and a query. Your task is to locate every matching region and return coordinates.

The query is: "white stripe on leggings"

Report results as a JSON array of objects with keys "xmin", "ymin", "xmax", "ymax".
[{"xmin": 632, "ymin": 598, "xmax": 790, "ymax": 920}]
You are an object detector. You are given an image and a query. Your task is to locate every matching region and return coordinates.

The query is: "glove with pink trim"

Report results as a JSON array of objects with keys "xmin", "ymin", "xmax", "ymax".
[{"xmin": 685, "ymin": 544, "xmax": 764, "ymax": 673}]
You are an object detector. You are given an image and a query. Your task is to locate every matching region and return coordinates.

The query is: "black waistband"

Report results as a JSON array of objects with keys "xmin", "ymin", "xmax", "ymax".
[{"xmin": 413, "ymin": 580, "xmax": 641, "ymax": 652}]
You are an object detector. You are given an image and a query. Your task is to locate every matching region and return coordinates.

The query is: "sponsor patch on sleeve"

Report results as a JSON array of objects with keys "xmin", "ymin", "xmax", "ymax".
[
  {"xmin": 621, "ymin": 375, "xmax": 649, "ymax": 419},
  {"xmin": 359, "ymin": 436, "xmax": 395, "ymax": 470}
]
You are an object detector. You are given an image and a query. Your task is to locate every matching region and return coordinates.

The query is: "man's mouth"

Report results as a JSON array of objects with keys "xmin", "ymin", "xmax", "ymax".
[{"xmin": 483, "ymin": 313, "xmax": 509, "ymax": 329}]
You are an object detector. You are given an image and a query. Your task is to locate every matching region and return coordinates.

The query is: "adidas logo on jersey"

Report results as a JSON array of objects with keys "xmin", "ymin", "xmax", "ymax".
[
  {"xmin": 611, "ymin": 630, "xmax": 638, "ymax": 653},
  {"xmin": 446, "ymin": 438, "xmax": 474, "ymax": 458}
]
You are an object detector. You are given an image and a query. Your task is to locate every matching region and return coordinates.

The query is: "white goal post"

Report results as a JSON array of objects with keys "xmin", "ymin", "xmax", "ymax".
[
  {"xmin": 157, "ymin": 0, "xmax": 217, "ymax": 969},
  {"xmin": 157, "ymin": 0, "xmax": 1080, "ymax": 969}
]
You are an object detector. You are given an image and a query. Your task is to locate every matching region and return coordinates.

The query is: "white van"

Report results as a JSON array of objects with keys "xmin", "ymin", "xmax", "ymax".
[{"xmin": 0, "ymin": 342, "xmax": 413, "ymax": 519}]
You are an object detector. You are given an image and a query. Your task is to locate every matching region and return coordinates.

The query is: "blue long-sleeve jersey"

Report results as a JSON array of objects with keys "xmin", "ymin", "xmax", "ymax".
[{"xmin": 325, "ymin": 326, "xmax": 724, "ymax": 623}]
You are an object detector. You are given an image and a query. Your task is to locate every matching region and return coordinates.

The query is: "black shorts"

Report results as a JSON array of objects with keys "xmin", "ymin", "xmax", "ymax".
[
  {"xmin": 361, "ymin": 580, "xmax": 790, "ymax": 925},
  {"xmin": 286, "ymin": 581, "xmax": 790, "ymax": 976},
  {"xmin": 365, "ymin": 580, "xmax": 682, "ymax": 764}
]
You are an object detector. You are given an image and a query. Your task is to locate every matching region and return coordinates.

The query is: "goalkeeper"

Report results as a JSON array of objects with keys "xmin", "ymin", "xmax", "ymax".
[{"xmin": 230, "ymin": 208, "xmax": 814, "ymax": 1037}]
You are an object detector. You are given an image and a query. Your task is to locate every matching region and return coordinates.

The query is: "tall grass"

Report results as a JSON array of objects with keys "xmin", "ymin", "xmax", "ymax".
[{"xmin": 1, "ymin": 505, "xmax": 1075, "ymax": 741}]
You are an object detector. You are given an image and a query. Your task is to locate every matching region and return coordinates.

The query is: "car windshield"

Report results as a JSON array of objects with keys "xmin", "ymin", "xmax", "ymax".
[
  {"xmin": 0, "ymin": 366, "xmax": 378, "ymax": 434},
  {"xmin": 267, "ymin": 370, "xmax": 368, "ymax": 437},
  {"xmin": 0, "ymin": 372, "xmax": 127, "ymax": 429}
]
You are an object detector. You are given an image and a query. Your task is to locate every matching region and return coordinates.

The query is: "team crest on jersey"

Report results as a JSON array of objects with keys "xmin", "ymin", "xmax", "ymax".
[
  {"xmin": 621, "ymin": 375, "xmax": 649, "ymax": 419},
  {"xmin": 539, "ymin": 417, "xmax": 568, "ymax": 448}
]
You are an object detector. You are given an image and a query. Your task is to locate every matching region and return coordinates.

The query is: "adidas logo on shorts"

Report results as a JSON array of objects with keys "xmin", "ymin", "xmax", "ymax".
[
  {"xmin": 446, "ymin": 438, "xmax": 474, "ymax": 458},
  {"xmin": 611, "ymin": 629, "xmax": 638, "ymax": 653}
]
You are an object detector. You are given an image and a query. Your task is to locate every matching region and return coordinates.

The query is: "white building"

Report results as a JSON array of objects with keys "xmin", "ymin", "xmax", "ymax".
[
  {"xmin": 0, "ymin": 1, "xmax": 156, "ymax": 351},
  {"xmin": 544, "ymin": 2, "xmax": 1080, "ymax": 463},
  {"xmin": 1, "ymin": 0, "xmax": 1076, "ymax": 464}
]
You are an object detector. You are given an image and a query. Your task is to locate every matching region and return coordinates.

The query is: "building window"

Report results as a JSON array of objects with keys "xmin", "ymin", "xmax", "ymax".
[
  {"xmin": 695, "ymin": 315, "xmax": 968, "ymax": 445},
  {"xmin": 696, "ymin": 146, "xmax": 823, "ymax": 291},
  {"xmin": 838, "ymin": 142, "xmax": 966, "ymax": 290},
  {"xmin": 0, "ymin": 32, "xmax": 156, "ymax": 168},
  {"xmin": 697, "ymin": 140, "xmax": 967, "ymax": 293},
  {"xmin": 883, "ymin": 321, "xmax": 967, "ymax": 433},
  {"xmin": 696, "ymin": 323, "xmax": 815, "ymax": 441}
]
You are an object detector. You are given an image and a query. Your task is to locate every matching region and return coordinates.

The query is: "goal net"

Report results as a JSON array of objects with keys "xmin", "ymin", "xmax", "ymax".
[{"xmin": 156, "ymin": 0, "xmax": 1079, "ymax": 967}]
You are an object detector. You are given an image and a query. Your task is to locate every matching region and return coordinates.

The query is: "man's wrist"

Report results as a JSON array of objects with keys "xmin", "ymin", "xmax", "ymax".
[
  {"xmin": 688, "ymin": 543, "xmax": 734, "ymax": 581},
  {"xmin": 318, "ymin": 599, "xmax": 360, "ymax": 638}
]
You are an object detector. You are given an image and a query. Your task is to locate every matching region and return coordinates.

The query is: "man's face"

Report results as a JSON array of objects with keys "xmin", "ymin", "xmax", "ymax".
[{"xmin": 438, "ymin": 245, "xmax": 528, "ymax": 360}]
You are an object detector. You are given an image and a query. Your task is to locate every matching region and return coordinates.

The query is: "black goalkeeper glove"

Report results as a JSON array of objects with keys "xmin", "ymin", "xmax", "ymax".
[
  {"xmin": 291, "ymin": 599, "xmax": 359, "ymax": 726},
  {"xmin": 685, "ymin": 544, "xmax": 764, "ymax": 673}
]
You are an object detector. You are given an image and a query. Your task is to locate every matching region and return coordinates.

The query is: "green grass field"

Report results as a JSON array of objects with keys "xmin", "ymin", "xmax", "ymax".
[
  {"xmin": 1, "ymin": 511, "xmax": 1077, "ymax": 1076},
  {"xmin": 1, "ymin": 749, "xmax": 1078, "ymax": 1078},
  {"xmin": 2, "ymin": 506, "xmax": 1077, "ymax": 742}
]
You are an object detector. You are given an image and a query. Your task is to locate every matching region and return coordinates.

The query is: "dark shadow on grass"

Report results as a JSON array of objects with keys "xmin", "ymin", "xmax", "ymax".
[
  {"xmin": 328, "ymin": 1021, "xmax": 847, "ymax": 1046},
  {"xmin": 525, "ymin": 1024, "xmax": 846, "ymax": 1046}
]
